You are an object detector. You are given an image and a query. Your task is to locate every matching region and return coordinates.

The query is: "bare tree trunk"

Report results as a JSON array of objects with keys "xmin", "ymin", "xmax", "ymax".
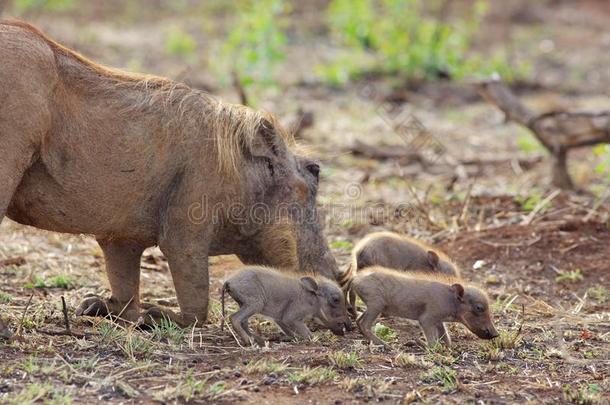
[
  {"xmin": 477, "ymin": 79, "xmax": 610, "ymax": 190},
  {"xmin": 551, "ymin": 148, "xmax": 573, "ymax": 189}
]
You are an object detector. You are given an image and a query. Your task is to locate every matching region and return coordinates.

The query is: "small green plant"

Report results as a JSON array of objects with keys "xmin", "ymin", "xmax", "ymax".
[
  {"xmin": 154, "ymin": 369, "xmax": 208, "ymax": 402},
  {"xmin": 421, "ymin": 366, "xmax": 458, "ymax": 392},
  {"xmin": 8, "ymin": 382, "xmax": 53, "ymax": 404},
  {"xmin": 327, "ymin": 350, "xmax": 362, "ymax": 369},
  {"xmin": 13, "ymin": 0, "xmax": 76, "ymax": 14},
  {"xmin": 555, "ymin": 269, "xmax": 584, "ymax": 284},
  {"xmin": 114, "ymin": 329, "xmax": 153, "ymax": 360},
  {"xmin": 0, "ymin": 292, "xmax": 13, "ymax": 303},
  {"xmin": 587, "ymin": 285, "xmax": 608, "ymax": 304},
  {"xmin": 478, "ymin": 344, "xmax": 504, "ymax": 362},
  {"xmin": 593, "ymin": 144, "xmax": 610, "ymax": 182},
  {"xmin": 288, "ymin": 366, "xmax": 337, "ymax": 385},
  {"xmin": 165, "ymin": 27, "xmax": 197, "ymax": 60},
  {"xmin": 329, "ymin": 239, "xmax": 353, "ymax": 252},
  {"xmin": 373, "ymin": 323, "xmax": 397, "ymax": 343},
  {"xmin": 563, "ymin": 383, "xmax": 602, "ymax": 405},
  {"xmin": 323, "ymin": 0, "xmax": 528, "ymax": 84},
  {"xmin": 425, "ymin": 342, "xmax": 457, "ymax": 365},
  {"xmin": 517, "ymin": 131, "xmax": 546, "ymax": 155},
  {"xmin": 207, "ymin": 381, "xmax": 226, "ymax": 396},
  {"xmin": 516, "ymin": 189, "xmax": 553, "ymax": 214},
  {"xmin": 26, "ymin": 275, "xmax": 75, "ymax": 289},
  {"xmin": 150, "ymin": 316, "xmax": 186, "ymax": 346},
  {"xmin": 490, "ymin": 329, "xmax": 523, "ymax": 350},
  {"xmin": 244, "ymin": 358, "xmax": 287, "ymax": 375}
]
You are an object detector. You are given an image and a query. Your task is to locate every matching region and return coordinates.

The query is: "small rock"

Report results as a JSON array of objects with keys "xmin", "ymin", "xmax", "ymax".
[{"xmin": 473, "ymin": 260, "xmax": 486, "ymax": 270}]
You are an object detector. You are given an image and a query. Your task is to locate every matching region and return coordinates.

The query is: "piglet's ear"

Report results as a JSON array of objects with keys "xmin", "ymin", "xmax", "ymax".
[
  {"xmin": 427, "ymin": 250, "xmax": 440, "ymax": 269},
  {"xmin": 300, "ymin": 276, "xmax": 319, "ymax": 293},
  {"xmin": 451, "ymin": 284, "xmax": 465, "ymax": 301}
]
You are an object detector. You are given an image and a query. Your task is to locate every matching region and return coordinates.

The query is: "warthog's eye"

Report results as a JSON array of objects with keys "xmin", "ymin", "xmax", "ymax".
[
  {"xmin": 331, "ymin": 296, "xmax": 340, "ymax": 306},
  {"xmin": 474, "ymin": 304, "xmax": 485, "ymax": 313},
  {"xmin": 306, "ymin": 163, "xmax": 320, "ymax": 181}
]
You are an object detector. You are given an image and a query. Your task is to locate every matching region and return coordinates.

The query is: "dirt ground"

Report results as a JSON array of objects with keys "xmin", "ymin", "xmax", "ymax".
[{"xmin": 1, "ymin": 1, "xmax": 609, "ymax": 404}]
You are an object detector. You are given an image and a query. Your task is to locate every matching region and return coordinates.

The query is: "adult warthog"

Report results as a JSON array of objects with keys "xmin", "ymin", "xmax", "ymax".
[{"xmin": 0, "ymin": 20, "xmax": 338, "ymax": 326}]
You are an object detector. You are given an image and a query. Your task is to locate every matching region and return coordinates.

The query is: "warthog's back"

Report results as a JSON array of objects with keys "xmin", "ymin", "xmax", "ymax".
[{"xmin": 0, "ymin": 20, "xmax": 201, "ymax": 240}]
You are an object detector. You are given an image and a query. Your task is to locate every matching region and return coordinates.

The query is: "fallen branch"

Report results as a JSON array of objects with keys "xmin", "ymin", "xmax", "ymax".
[
  {"xmin": 61, "ymin": 296, "xmax": 71, "ymax": 335},
  {"xmin": 347, "ymin": 140, "xmax": 424, "ymax": 165},
  {"xmin": 36, "ymin": 328, "xmax": 95, "ymax": 338},
  {"xmin": 16, "ymin": 293, "xmax": 34, "ymax": 336},
  {"xmin": 477, "ymin": 79, "xmax": 610, "ymax": 189},
  {"xmin": 0, "ymin": 256, "xmax": 26, "ymax": 267}
]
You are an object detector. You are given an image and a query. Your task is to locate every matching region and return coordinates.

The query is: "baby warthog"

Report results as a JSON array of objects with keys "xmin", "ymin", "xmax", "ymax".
[
  {"xmin": 340, "ymin": 232, "xmax": 460, "ymax": 316},
  {"xmin": 352, "ymin": 232, "xmax": 459, "ymax": 276},
  {"xmin": 352, "ymin": 267, "xmax": 498, "ymax": 346},
  {"xmin": 221, "ymin": 267, "xmax": 350, "ymax": 346}
]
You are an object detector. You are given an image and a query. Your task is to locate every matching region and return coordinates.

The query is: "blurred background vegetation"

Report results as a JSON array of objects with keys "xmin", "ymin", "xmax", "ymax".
[
  {"xmin": 2, "ymin": 0, "xmax": 532, "ymax": 94},
  {"xmin": 1, "ymin": 0, "xmax": 608, "ymax": 186}
]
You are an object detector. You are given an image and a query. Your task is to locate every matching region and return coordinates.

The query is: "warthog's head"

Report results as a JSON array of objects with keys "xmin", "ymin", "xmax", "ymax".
[
  {"xmin": 211, "ymin": 114, "xmax": 338, "ymax": 281},
  {"xmin": 300, "ymin": 276, "xmax": 350, "ymax": 336},
  {"xmin": 452, "ymin": 284, "xmax": 499, "ymax": 340}
]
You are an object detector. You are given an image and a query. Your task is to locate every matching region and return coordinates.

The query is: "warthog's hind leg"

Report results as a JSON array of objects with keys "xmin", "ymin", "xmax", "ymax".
[
  {"xmin": 230, "ymin": 304, "xmax": 265, "ymax": 346},
  {"xmin": 76, "ymin": 239, "xmax": 144, "ymax": 323}
]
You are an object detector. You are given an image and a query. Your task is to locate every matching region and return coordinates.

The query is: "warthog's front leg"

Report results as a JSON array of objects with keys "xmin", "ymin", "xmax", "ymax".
[
  {"xmin": 419, "ymin": 317, "xmax": 448, "ymax": 347},
  {"xmin": 76, "ymin": 239, "xmax": 144, "ymax": 323},
  {"xmin": 284, "ymin": 320, "xmax": 313, "ymax": 340},
  {"xmin": 0, "ymin": 139, "xmax": 36, "ymax": 225},
  {"xmin": 159, "ymin": 242, "xmax": 210, "ymax": 327}
]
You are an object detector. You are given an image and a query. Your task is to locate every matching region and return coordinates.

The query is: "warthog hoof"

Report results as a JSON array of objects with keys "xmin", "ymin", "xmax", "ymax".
[
  {"xmin": 75, "ymin": 295, "xmax": 110, "ymax": 318},
  {"xmin": 75, "ymin": 295, "xmax": 140, "ymax": 323},
  {"xmin": 142, "ymin": 305, "xmax": 183, "ymax": 327}
]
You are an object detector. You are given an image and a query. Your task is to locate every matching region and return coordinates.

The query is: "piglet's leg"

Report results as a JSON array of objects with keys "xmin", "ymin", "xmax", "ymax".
[
  {"xmin": 230, "ymin": 305, "xmax": 261, "ymax": 346},
  {"xmin": 357, "ymin": 306, "xmax": 385, "ymax": 346},
  {"xmin": 276, "ymin": 320, "xmax": 295, "ymax": 338},
  {"xmin": 348, "ymin": 290, "xmax": 358, "ymax": 318},
  {"xmin": 284, "ymin": 320, "xmax": 313, "ymax": 340},
  {"xmin": 437, "ymin": 323, "xmax": 451, "ymax": 346},
  {"xmin": 419, "ymin": 318, "xmax": 444, "ymax": 347}
]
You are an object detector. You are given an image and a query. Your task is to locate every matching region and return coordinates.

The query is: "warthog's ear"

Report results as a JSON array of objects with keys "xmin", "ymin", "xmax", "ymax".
[
  {"xmin": 249, "ymin": 118, "xmax": 282, "ymax": 159},
  {"xmin": 300, "ymin": 276, "xmax": 319, "ymax": 293},
  {"xmin": 427, "ymin": 250, "xmax": 440, "ymax": 269},
  {"xmin": 451, "ymin": 284, "xmax": 465, "ymax": 302}
]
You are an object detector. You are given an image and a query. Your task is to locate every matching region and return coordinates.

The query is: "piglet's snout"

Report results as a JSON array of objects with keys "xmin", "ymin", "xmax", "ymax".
[{"xmin": 487, "ymin": 326, "xmax": 499, "ymax": 339}]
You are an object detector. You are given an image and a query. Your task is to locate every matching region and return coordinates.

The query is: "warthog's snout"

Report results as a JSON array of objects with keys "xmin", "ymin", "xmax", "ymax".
[
  {"xmin": 476, "ymin": 326, "xmax": 499, "ymax": 340},
  {"xmin": 327, "ymin": 318, "xmax": 349, "ymax": 336},
  {"xmin": 344, "ymin": 319, "xmax": 354, "ymax": 332}
]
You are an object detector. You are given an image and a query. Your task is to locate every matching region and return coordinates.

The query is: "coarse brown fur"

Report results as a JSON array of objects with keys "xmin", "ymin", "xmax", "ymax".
[
  {"xmin": 339, "ymin": 232, "xmax": 461, "ymax": 316},
  {"xmin": 0, "ymin": 20, "xmax": 338, "ymax": 326},
  {"xmin": 352, "ymin": 267, "xmax": 498, "ymax": 346},
  {"xmin": 221, "ymin": 266, "xmax": 350, "ymax": 345}
]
